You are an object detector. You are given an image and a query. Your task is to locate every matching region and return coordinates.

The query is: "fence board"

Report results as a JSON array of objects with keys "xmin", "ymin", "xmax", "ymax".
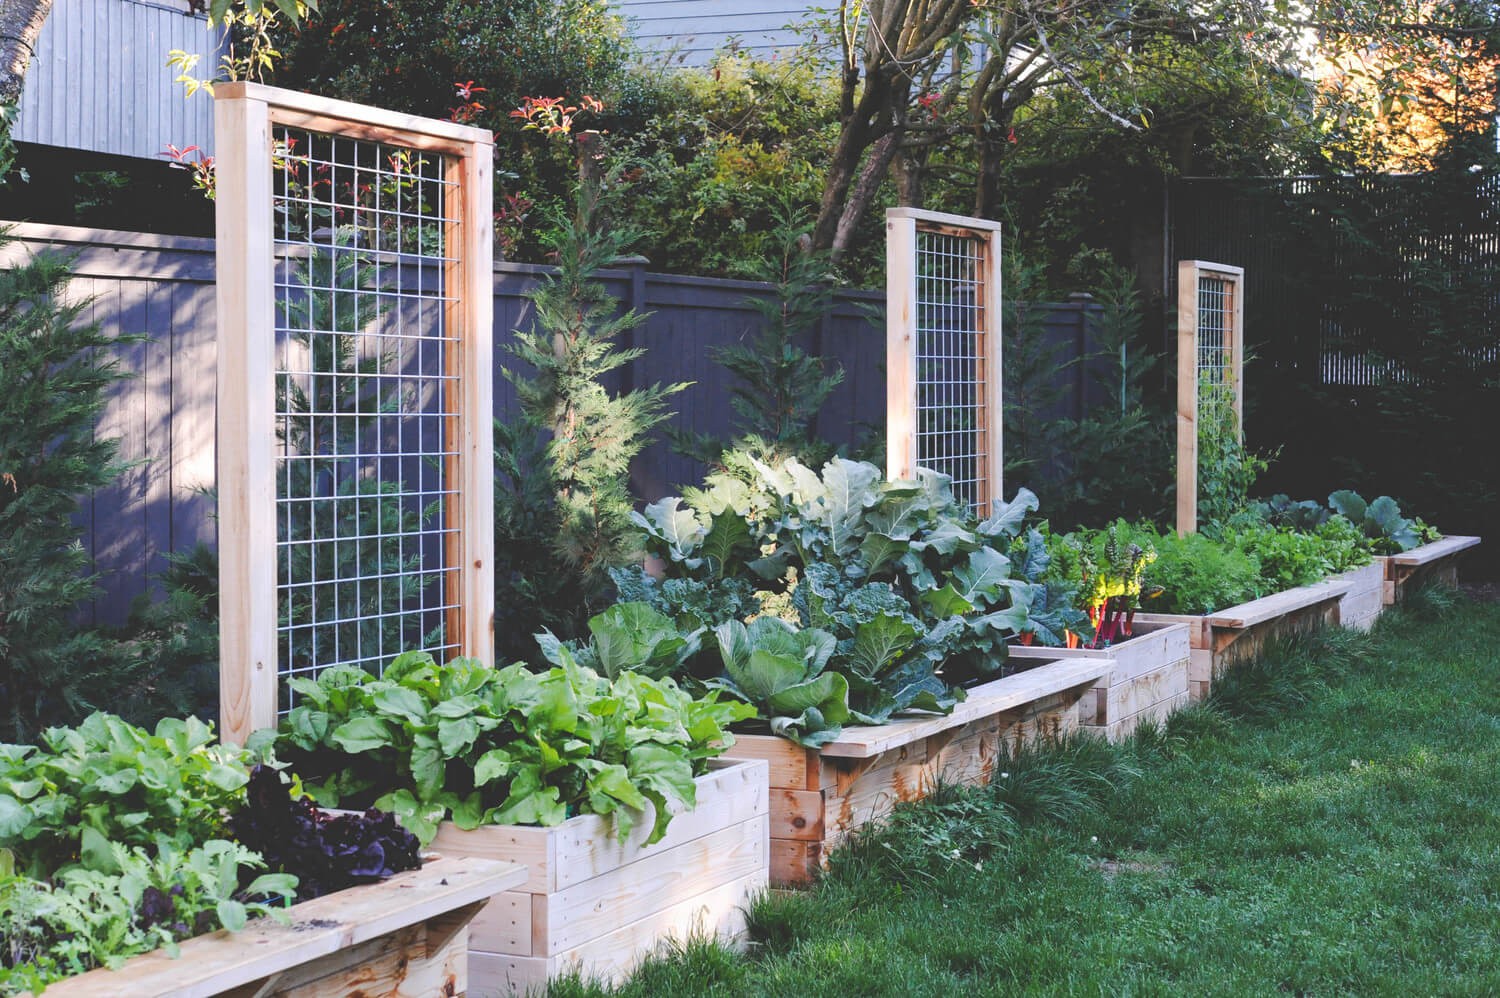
[{"xmin": 4, "ymin": 221, "xmax": 1097, "ymax": 625}]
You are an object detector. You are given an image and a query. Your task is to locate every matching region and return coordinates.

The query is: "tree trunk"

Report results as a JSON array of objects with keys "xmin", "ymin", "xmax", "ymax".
[
  {"xmin": 0, "ymin": 0, "xmax": 52, "ymax": 106},
  {"xmin": 831, "ymin": 131, "xmax": 901, "ymax": 263}
]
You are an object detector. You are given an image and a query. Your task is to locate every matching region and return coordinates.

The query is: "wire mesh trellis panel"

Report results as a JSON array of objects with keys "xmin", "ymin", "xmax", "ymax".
[
  {"xmin": 1175, "ymin": 260, "xmax": 1244, "ymax": 536},
  {"xmin": 886, "ymin": 208, "xmax": 1003, "ymax": 515},
  {"xmin": 215, "ymin": 84, "xmax": 493, "ymax": 747}
]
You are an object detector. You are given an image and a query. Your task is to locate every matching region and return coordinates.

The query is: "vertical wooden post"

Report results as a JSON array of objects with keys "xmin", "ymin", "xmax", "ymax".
[
  {"xmin": 215, "ymin": 89, "xmax": 278, "ymax": 747},
  {"xmin": 981, "ymin": 226, "xmax": 1004, "ymax": 514},
  {"xmin": 446, "ymin": 140, "xmax": 496, "ymax": 665},
  {"xmin": 886, "ymin": 212, "xmax": 918, "ymax": 483},
  {"xmin": 1229, "ymin": 276, "xmax": 1245, "ymax": 439},
  {"xmin": 1176, "ymin": 260, "xmax": 1245, "ymax": 537},
  {"xmin": 1175, "ymin": 261, "xmax": 1199, "ymax": 537}
]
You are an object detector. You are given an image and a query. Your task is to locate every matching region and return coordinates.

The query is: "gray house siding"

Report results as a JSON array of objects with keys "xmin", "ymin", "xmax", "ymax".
[
  {"xmin": 616, "ymin": 0, "xmax": 818, "ymax": 64},
  {"xmin": 14, "ymin": 0, "xmax": 224, "ymax": 161}
]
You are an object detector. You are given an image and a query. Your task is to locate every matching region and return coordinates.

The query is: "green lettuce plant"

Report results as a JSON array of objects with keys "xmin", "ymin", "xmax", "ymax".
[{"xmin": 272, "ymin": 651, "xmax": 753, "ymax": 845}]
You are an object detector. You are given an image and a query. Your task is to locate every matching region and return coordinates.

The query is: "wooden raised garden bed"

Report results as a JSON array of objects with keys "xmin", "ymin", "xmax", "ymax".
[
  {"xmin": 428, "ymin": 757, "xmax": 769, "ymax": 996},
  {"xmin": 1009, "ymin": 620, "xmax": 1192, "ymax": 742},
  {"xmin": 1138, "ymin": 576, "xmax": 1352, "ymax": 702},
  {"xmin": 725, "ymin": 657, "xmax": 1110, "ymax": 887},
  {"xmin": 1382, "ymin": 535, "xmax": 1482, "ymax": 605},
  {"xmin": 37, "ymin": 856, "xmax": 526, "ymax": 998}
]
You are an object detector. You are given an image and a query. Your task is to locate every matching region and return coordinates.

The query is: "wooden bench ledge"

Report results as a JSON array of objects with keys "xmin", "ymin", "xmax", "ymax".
[
  {"xmin": 45, "ymin": 856, "xmax": 528, "ymax": 997},
  {"xmin": 1204, "ymin": 577, "xmax": 1352, "ymax": 630},
  {"xmin": 1389, "ymin": 535, "xmax": 1481, "ymax": 567},
  {"xmin": 818, "ymin": 656, "xmax": 1110, "ymax": 759}
]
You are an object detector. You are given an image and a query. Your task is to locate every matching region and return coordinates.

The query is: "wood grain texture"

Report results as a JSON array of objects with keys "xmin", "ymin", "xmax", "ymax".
[
  {"xmin": 213, "ymin": 91, "xmax": 279, "ymax": 749},
  {"xmin": 40, "ymin": 857, "xmax": 524, "ymax": 998},
  {"xmin": 437, "ymin": 760, "xmax": 769, "ymax": 994},
  {"xmin": 885, "ymin": 212, "xmax": 918, "ymax": 482}
]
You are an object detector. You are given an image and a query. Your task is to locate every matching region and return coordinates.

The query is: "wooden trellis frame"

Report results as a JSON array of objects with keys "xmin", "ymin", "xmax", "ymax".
[
  {"xmin": 886, "ymin": 207, "xmax": 1004, "ymax": 516},
  {"xmin": 215, "ymin": 84, "xmax": 494, "ymax": 747},
  {"xmin": 1176, "ymin": 260, "xmax": 1245, "ymax": 536}
]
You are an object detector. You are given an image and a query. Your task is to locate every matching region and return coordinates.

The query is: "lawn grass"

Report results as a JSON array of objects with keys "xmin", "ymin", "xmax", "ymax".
[{"xmin": 550, "ymin": 589, "xmax": 1500, "ymax": 996}]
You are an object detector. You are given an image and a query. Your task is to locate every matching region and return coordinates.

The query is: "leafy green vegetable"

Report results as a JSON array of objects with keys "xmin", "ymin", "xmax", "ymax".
[
  {"xmin": 537, "ymin": 602, "xmax": 704, "ymax": 680},
  {"xmin": 706, "ymin": 618, "xmax": 849, "ymax": 747},
  {"xmin": 0, "ymin": 714, "xmax": 254, "ymax": 879},
  {"xmin": 1329, "ymin": 490, "xmax": 1424, "ymax": 554},
  {"xmin": 644, "ymin": 456, "xmax": 1042, "ymax": 706},
  {"xmin": 275, "ymin": 652, "xmax": 753, "ymax": 846}
]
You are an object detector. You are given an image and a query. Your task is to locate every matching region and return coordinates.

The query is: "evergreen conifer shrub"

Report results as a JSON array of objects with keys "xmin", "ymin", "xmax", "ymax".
[{"xmin": 0, "ymin": 237, "xmax": 129, "ymax": 740}]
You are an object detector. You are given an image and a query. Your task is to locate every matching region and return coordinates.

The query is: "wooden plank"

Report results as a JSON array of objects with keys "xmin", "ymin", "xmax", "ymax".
[
  {"xmin": 885, "ymin": 211, "xmax": 918, "ymax": 482},
  {"xmin": 214, "ymin": 90, "xmax": 279, "ymax": 749},
  {"xmin": 818, "ymin": 657, "xmax": 1110, "ymax": 758},
  {"xmin": 770, "ymin": 839, "xmax": 823, "ymax": 888},
  {"xmin": 1176, "ymin": 259, "xmax": 1199, "ymax": 536},
  {"xmin": 446, "ymin": 134, "xmax": 496, "ymax": 665},
  {"xmin": 769, "ymin": 789, "xmax": 826, "ymax": 842},
  {"xmin": 981, "ymin": 226, "xmax": 1004, "ymax": 514},
  {"xmin": 886, "ymin": 206, "xmax": 1005, "ymax": 231},
  {"xmin": 1389, "ymin": 535, "xmax": 1481, "ymax": 567},
  {"xmin": 470, "ymin": 871, "xmax": 762, "ymax": 995},
  {"xmin": 547, "ymin": 759, "xmax": 768, "ymax": 891},
  {"xmin": 44, "ymin": 858, "xmax": 525, "ymax": 998},
  {"xmin": 721, "ymin": 735, "xmax": 816, "ymax": 790},
  {"xmin": 1099, "ymin": 659, "xmax": 1189, "ymax": 726},
  {"xmin": 434, "ymin": 759, "xmax": 767, "ymax": 899},
  {"xmin": 536, "ymin": 816, "xmax": 767, "ymax": 957},
  {"xmin": 430, "ymin": 823, "xmax": 554, "ymax": 895},
  {"xmin": 220, "ymin": 82, "xmax": 492, "ymax": 147},
  {"xmin": 260, "ymin": 921, "xmax": 467, "ymax": 997},
  {"xmin": 467, "ymin": 892, "xmax": 533, "ymax": 957},
  {"xmin": 1203, "ymin": 578, "xmax": 1351, "ymax": 629},
  {"xmin": 1099, "ymin": 690, "xmax": 1191, "ymax": 742}
]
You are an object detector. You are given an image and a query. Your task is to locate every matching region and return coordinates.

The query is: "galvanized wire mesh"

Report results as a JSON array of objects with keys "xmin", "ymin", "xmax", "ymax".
[
  {"xmin": 914, "ymin": 227, "xmax": 990, "ymax": 512},
  {"xmin": 271, "ymin": 126, "xmax": 459, "ymax": 711},
  {"xmin": 1196, "ymin": 275, "xmax": 1232, "ymax": 388}
]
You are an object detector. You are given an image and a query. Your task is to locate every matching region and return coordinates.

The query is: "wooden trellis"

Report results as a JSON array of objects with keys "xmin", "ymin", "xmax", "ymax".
[
  {"xmin": 1176, "ymin": 260, "xmax": 1245, "ymax": 536},
  {"xmin": 886, "ymin": 208, "xmax": 1003, "ymax": 515},
  {"xmin": 215, "ymin": 84, "xmax": 494, "ymax": 747}
]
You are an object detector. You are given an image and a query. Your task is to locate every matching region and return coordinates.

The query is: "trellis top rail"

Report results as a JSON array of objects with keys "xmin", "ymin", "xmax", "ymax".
[
  {"xmin": 215, "ymin": 82, "xmax": 494, "ymax": 152},
  {"xmin": 886, "ymin": 207, "xmax": 1005, "ymax": 232},
  {"xmin": 1179, "ymin": 260, "xmax": 1244, "ymax": 278}
]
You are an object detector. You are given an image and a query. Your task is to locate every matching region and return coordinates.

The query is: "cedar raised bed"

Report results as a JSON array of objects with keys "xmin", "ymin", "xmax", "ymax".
[
  {"xmin": 1381, "ymin": 535, "xmax": 1482, "ymax": 605},
  {"xmin": 1009, "ymin": 619, "xmax": 1192, "ymax": 741},
  {"xmin": 1138, "ymin": 576, "xmax": 1352, "ymax": 702},
  {"xmin": 37, "ymin": 856, "xmax": 527, "ymax": 998},
  {"xmin": 428, "ymin": 758, "xmax": 769, "ymax": 996},
  {"xmin": 725, "ymin": 656, "xmax": 1110, "ymax": 887}
]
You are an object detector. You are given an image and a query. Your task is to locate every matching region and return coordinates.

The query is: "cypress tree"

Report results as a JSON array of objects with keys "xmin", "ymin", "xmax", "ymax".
[
  {"xmin": 495, "ymin": 177, "xmax": 686, "ymax": 653},
  {"xmin": 0, "ymin": 236, "xmax": 129, "ymax": 740}
]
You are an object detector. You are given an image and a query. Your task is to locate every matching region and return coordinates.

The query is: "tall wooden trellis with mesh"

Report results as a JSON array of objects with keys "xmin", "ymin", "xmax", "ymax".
[
  {"xmin": 1176, "ymin": 260, "xmax": 1245, "ymax": 536},
  {"xmin": 215, "ymin": 84, "xmax": 494, "ymax": 747},
  {"xmin": 886, "ymin": 208, "xmax": 1003, "ymax": 515}
]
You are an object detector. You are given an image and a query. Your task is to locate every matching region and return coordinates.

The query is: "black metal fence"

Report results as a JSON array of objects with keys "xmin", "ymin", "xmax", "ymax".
[{"xmin": 1170, "ymin": 173, "xmax": 1500, "ymax": 554}]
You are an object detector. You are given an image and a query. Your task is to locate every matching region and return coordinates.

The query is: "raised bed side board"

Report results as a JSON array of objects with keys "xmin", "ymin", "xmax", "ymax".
[
  {"xmin": 1010, "ymin": 619, "xmax": 1192, "ymax": 741},
  {"xmin": 1383, "ymin": 535, "xmax": 1481, "ymax": 605},
  {"xmin": 37, "ymin": 856, "xmax": 527, "ymax": 998},
  {"xmin": 429, "ymin": 757, "xmax": 769, "ymax": 996},
  {"xmin": 1138, "ymin": 576, "xmax": 1351, "ymax": 701},
  {"xmin": 1335, "ymin": 561, "xmax": 1386, "ymax": 633},
  {"xmin": 726, "ymin": 655, "xmax": 1110, "ymax": 887}
]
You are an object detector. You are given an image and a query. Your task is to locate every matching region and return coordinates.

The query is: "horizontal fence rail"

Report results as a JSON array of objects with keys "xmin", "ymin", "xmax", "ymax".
[{"xmin": 1, "ymin": 221, "xmax": 1103, "ymax": 626}]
